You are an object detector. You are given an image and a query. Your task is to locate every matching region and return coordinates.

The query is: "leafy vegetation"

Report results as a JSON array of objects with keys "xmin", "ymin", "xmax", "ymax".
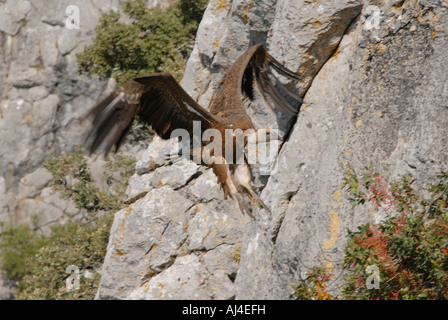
[
  {"xmin": 0, "ymin": 222, "xmax": 49, "ymax": 283},
  {"xmin": 293, "ymin": 267, "xmax": 336, "ymax": 300},
  {"xmin": 77, "ymin": 0, "xmax": 209, "ymax": 85},
  {"xmin": 16, "ymin": 215, "xmax": 113, "ymax": 300},
  {"xmin": 294, "ymin": 170, "xmax": 448, "ymax": 300},
  {"xmin": 343, "ymin": 170, "xmax": 448, "ymax": 300},
  {"xmin": 0, "ymin": 148, "xmax": 136, "ymax": 299},
  {"xmin": 44, "ymin": 146, "xmax": 135, "ymax": 214},
  {"xmin": 44, "ymin": 146, "xmax": 120, "ymax": 213}
]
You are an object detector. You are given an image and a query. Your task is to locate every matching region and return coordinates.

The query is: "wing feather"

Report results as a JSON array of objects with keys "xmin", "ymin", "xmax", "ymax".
[
  {"xmin": 247, "ymin": 45, "xmax": 302, "ymax": 116},
  {"xmin": 209, "ymin": 44, "xmax": 301, "ymax": 117},
  {"xmin": 84, "ymin": 72, "xmax": 217, "ymax": 155},
  {"xmin": 255, "ymin": 68, "xmax": 298, "ymax": 115}
]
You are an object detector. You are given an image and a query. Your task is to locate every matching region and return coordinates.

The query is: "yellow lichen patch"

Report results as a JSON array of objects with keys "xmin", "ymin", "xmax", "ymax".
[
  {"xmin": 333, "ymin": 190, "xmax": 341, "ymax": 202},
  {"xmin": 115, "ymin": 248, "xmax": 127, "ymax": 256},
  {"xmin": 323, "ymin": 211, "xmax": 342, "ymax": 251},
  {"xmin": 355, "ymin": 120, "xmax": 362, "ymax": 128},
  {"xmin": 157, "ymin": 283, "xmax": 165, "ymax": 297},
  {"xmin": 313, "ymin": 19, "xmax": 323, "ymax": 28},
  {"xmin": 216, "ymin": 0, "xmax": 230, "ymax": 13},
  {"xmin": 305, "ymin": 17, "xmax": 324, "ymax": 29},
  {"xmin": 324, "ymin": 258, "xmax": 334, "ymax": 274},
  {"xmin": 233, "ymin": 247, "xmax": 241, "ymax": 262},
  {"xmin": 216, "ymin": 217, "xmax": 228, "ymax": 226},
  {"xmin": 347, "ymin": 106, "xmax": 353, "ymax": 115},
  {"xmin": 213, "ymin": 37, "xmax": 220, "ymax": 53},
  {"xmin": 372, "ymin": 43, "xmax": 387, "ymax": 54},
  {"xmin": 23, "ymin": 112, "xmax": 32, "ymax": 124},
  {"xmin": 118, "ymin": 219, "xmax": 126, "ymax": 238},
  {"xmin": 329, "ymin": 42, "xmax": 342, "ymax": 62},
  {"xmin": 149, "ymin": 158, "xmax": 159, "ymax": 171},
  {"xmin": 242, "ymin": 1, "xmax": 254, "ymax": 22}
]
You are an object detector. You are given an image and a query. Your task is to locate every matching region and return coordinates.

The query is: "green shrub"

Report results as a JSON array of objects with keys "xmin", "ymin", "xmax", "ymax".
[
  {"xmin": 16, "ymin": 214, "xmax": 113, "ymax": 300},
  {"xmin": 294, "ymin": 170, "xmax": 448, "ymax": 300},
  {"xmin": 0, "ymin": 221, "xmax": 49, "ymax": 282},
  {"xmin": 294, "ymin": 267, "xmax": 336, "ymax": 300},
  {"xmin": 77, "ymin": 0, "xmax": 209, "ymax": 84},
  {"xmin": 0, "ymin": 148, "xmax": 136, "ymax": 299},
  {"xmin": 44, "ymin": 145, "xmax": 135, "ymax": 214},
  {"xmin": 343, "ymin": 171, "xmax": 448, "ymax": 300}
]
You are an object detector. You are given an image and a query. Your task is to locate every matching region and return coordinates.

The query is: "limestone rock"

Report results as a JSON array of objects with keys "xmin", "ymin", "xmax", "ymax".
[
  {"xmin": 0, "ymin": 273, "xmax": 16, "ymax": 300},
  {"xmin": 0, "ymin": 0, "xmax": 122, "ymax": 232},
  {"xmin": 97, "ymin": 0, "xmax": 448, "ymax": 300},
  {"xmin": 3, "ymin": 0, "xmax": 447, "ymax": 301},
  {"xmin": 96, "ymin": 179, "xmax": 249, "ymax": 300},
  {"xmin": 235, "ymin": 0, "xmax": 448, "ymax": 299},
  {"xmin": 0, "ymin": 0, "xmax": 32, "ymax": 36}
]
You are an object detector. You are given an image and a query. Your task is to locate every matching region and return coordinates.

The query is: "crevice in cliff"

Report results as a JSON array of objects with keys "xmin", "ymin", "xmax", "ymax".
[
  {"xmin": 271, "ymin": 187, "xmax": 300, "ymax": 245},
  {"xmin": 140, "ymin": 255, "xmax": 177, "ymax": 286},
  {"xmin": 278, "ymin": 11, "xmax": 362, "ymax": 153},
  {"xmin": 183, "ymin": 170, "xmax": 204, "ymax": 188}
]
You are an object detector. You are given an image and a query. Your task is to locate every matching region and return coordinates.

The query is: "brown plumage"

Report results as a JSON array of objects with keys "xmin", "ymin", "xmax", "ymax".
[{"xmin": 83, "ymin": 44, "xmax": 301, "ymax": 216}]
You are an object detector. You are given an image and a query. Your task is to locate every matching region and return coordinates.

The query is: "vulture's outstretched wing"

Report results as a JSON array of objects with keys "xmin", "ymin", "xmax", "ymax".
[
  {"xmin": 246, "ymin": 45, "xmax": 302, "ymax": 116},
  {"xmin": 84, "ymin": 72, "xmax": 217, "ymax": 155},
  {"xmin": 210, "ymin": 44, "xmax": 302, "ymax": 116}
]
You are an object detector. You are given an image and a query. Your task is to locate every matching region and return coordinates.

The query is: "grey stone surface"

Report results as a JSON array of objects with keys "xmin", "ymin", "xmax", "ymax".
[
  {"xmin": 0, "ymin": 273, "xmax": 16, "ymax": 300},
  {"xmin": 2, "ymin": 0, "xmax": 447, "ymax": 301},
  {"xmin": 0, "ymin": 0, "xmax": 32, "ymax": 36},
  {"xmin": 97, "ymin": 0, "xmax": 448, "ymax": 300},
  {"xmin": 0, "ymin": 0, "xmax": 123, "ymax": 230},
  {"xmin": 96, "ymin": 180, "xmax": 249, "ymax": 299},
  {"xmin": 0, "ymin": 0, "xmax": 127, "ymax": 297},
  {"xmin": 235, "ymin": 0, "xmax": 448, "ymax": 299}
]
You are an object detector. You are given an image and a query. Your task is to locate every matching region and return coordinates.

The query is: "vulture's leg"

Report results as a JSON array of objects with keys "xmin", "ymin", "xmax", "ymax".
[
  {"xmin": 231, "ymin": 163, "xmax": 270, "ymax": 213},
  {"xmin": 207, "ymin": 154, "xmax": 252, "ymax": 217}
]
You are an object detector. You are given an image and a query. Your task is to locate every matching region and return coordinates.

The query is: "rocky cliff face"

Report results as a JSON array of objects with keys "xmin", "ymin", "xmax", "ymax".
[
  {"xmin": 0, "ymin": 0, "xmax": 123, "ymax": 233},
  {"xmin": 0, "ymin": 0, "xmax": 176, "ymax": 235},
  {"xmin": 1, "ymin": 0, "xmax": 447, "ymax": 300},
  {"xmin": 0, "ymin": 0, "xmax": 121, "ymax": 298},
  {"xmin": 96, "ymin": 0, "xmax": 448, "ymax": 300}
]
